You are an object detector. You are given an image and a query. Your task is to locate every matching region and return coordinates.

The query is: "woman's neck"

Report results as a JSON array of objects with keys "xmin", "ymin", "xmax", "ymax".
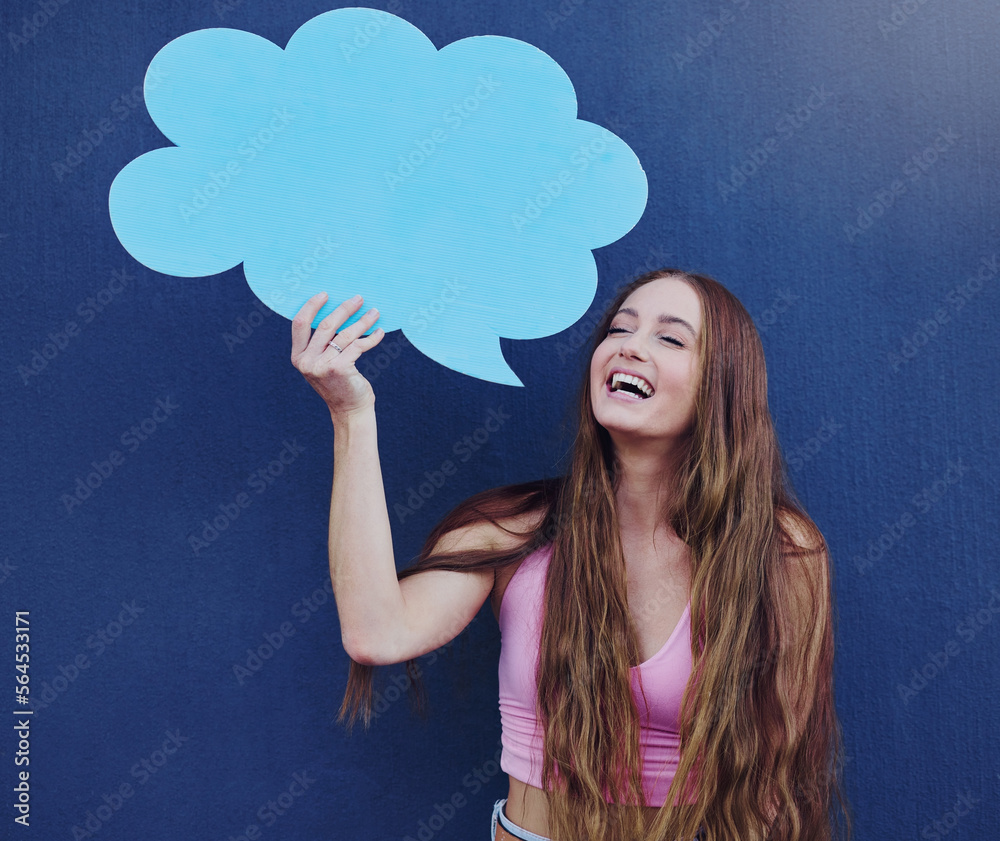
[{"xmin": 612, "ymin": 442, "xmax": 685, "ymax": 543}]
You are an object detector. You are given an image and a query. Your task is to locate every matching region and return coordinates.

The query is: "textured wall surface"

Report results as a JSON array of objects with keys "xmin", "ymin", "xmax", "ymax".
[{"xmin": 2, "ymin": 1, "xmax": 998, "ymax": 839}]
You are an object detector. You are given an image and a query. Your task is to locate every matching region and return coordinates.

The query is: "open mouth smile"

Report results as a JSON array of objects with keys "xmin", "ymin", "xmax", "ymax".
[{"xmin": 606, "ymin": 371, "xmax": 654, "ymax": 400}]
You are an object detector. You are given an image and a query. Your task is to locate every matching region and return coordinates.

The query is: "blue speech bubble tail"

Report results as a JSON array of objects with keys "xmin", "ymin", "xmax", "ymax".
[{"xmin": 404, "ymin": 327, "xmax": 523, "ymax": 387}]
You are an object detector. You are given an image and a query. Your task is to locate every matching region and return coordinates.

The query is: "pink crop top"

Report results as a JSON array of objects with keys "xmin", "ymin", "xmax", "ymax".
[{"xmin": 498, "ymin": 544, "xmax": 697, "ymax": 807}]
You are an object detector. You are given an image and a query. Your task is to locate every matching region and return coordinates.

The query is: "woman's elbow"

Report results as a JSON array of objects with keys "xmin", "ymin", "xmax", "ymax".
[{"xmin": 342, "ymin": 630, "xmax": 397, "ymax": 666}]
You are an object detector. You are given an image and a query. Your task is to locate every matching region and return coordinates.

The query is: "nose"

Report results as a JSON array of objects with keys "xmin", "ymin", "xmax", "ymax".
[{"xmin": 618, "ymin": 329, "xmax": 648, "ymax": 360}]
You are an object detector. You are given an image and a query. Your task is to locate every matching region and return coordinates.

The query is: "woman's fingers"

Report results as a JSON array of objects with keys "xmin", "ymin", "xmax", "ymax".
[
  {"xmin": 334, "ymin": 322, "xmax": 385, "ymax": 365},
  {"xmin": 290, "ymin": 292, "xmax": 362, "ymax": 360},
  {"xmin": 290, "ymin": 291, "xmax": 330, "ymax": 359},
  {"xmin": 322, "ymin": 306, "xmax": 381, "ymax": 355}
]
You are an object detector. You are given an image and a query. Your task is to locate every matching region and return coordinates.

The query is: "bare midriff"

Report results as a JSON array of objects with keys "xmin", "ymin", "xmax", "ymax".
[{"xmin": 504, "ymin": 775, "xmax": 663, "ymax": 837}]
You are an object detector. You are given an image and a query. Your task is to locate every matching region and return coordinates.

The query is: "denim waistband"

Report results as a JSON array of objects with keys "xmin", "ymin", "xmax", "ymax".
[
  {"xmin": 490, "ymin": 796, "xmax": 706, "ymax": 841},
  {"xmin": 491, "ymin": 798, "xmax": 551, "ymax": 841}
]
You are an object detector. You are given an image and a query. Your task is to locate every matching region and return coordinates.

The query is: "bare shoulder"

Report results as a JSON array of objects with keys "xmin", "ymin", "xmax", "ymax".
[
  {"xmin": 447, "ymin": 501, "xmax": 548, "ymax": 616},
  {"xmin": 421, "ymin": 489, "xmax": 550, "ymax": 621}
]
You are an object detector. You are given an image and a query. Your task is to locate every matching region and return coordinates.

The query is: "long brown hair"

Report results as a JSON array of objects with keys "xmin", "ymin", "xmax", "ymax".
[{"xmin": 338, "ymin": 269, "xmax": 852, "ymax": 841}]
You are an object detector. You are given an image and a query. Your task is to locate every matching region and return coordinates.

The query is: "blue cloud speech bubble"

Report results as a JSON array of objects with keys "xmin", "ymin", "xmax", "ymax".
[{"xmin": 109, "ymin": 7, "xmax": 648, "ymax": 386}]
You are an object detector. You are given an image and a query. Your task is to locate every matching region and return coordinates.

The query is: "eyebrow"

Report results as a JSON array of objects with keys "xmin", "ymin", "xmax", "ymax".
[{"xmin": 614, "ymin": 306, "xmax": 698, "ymax": 338}]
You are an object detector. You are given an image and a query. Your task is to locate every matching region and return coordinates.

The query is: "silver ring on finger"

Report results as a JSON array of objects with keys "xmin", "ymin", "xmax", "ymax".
[{"xmin": 328, "ymin": 339, "xmax": 344, "ymax": 353}]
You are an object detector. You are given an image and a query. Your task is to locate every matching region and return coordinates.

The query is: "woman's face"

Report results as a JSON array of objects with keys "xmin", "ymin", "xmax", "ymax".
[{"xmin": 589, "ymin": 277, "xmax": 704, "ymax": 447}]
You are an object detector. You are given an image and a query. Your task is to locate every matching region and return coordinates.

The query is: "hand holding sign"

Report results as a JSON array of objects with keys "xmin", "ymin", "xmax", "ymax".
[{"xmin": 109, "ymin": 8, "xmax": 648, "ymax": 385}]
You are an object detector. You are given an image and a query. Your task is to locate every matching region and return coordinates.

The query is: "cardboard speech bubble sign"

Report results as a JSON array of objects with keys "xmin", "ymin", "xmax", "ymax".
[{"xmin": 109, "ymin": 7, "xmax": 648, "ymax": 385}]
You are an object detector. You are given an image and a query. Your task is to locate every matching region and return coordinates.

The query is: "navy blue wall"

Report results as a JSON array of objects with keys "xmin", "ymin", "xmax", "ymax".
[{"xmin": 3, "ymin": 1, "xmax": 998, "ymax": 838}]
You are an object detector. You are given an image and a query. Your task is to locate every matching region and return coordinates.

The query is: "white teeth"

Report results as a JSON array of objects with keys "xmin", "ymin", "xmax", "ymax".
[{"xmin": 610, "ymin": 372, "xmax": 653, "ymax": 398}]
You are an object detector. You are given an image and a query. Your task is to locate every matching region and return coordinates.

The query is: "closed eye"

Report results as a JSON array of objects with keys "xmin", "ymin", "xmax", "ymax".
[{"xmin": 607, "ymin": 326, "xmax": 685, "ymax": 347}]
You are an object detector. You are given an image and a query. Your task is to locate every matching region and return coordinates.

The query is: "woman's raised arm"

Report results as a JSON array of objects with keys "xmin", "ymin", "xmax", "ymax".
[{"xmin": 290, "ymin": 293, "xmax": 496, "ymax": 666}]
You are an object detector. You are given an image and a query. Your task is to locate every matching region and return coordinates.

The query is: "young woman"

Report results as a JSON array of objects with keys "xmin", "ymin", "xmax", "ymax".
[{"xmin": 291, "ymin": 269, "xmax": 852, "ymax": 841}]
